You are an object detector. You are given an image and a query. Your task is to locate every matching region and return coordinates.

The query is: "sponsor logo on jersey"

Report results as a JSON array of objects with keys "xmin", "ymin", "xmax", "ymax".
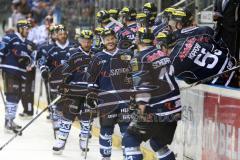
[
  {"xmin": 179, "ymin": 36, "xmax": 210, "ymax": 61},
  {"xmin": 152, "ymin": 57, "xmax": 171, "ymax": 69},
  {"xmin": 147, "ymin": 50, "xmax": 166, "ymax": 62},
  {"xmin": 110, "ymin": 67, "xmax": 129, "ymax": 76}
]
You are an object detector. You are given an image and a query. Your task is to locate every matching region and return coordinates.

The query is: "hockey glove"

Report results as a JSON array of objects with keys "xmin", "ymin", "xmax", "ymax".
[
  {"xmin": 41, "ymin": 70, "xmax": 49, "ymax": 81},
  {"xmin": 86, "ymin": 92, "xmax": 98, "ymax": 110}
]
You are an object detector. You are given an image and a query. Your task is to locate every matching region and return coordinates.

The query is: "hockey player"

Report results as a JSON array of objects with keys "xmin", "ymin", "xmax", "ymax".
[
  {"xmin": 87, "ymin": 28, "xmax": 133, "ymax": 160},
  {"xmin": 96, "ymin": 10, "xmax": 116, "ymax": 29},
  {"xmin": 0, "ymin": 20, "xmax": 35, "ymax": 133},
  {"xmin": 117, "ymin": 7, "xmax": 138, "ymax": 46},
  {"xmin": 52, "ymin": 30, "xmax": 96, "ymax": 154},
  {"xmin": 159, "ymin": 9, "xmax": 237, "ymax": 86},
  {"xmin": 17, "ymin": 18, "xmax": 38, "ymax": 119},
  {"xmin": 153, "ymin": 7, "xmax": 176, "ymax": 36},
  {"xmin": 142, "ymin": 2, "xmax": 158, "ymax": 27},
  {"xmin": 123, "ymin": 27, "xmax": 180, "ymax": 160},
  {"xmin": 39, "ymin": 24, "xmax": 75, "ymax": 134},
  {"xmin": 37, "ymin": 24, "xmax": 58, "ymax": 119}
]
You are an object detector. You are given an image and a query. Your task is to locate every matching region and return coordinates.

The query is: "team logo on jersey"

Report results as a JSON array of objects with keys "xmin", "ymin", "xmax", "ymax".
[
  {"xmin": 98, "ymin": 60, "xmax": 107, "ymax": 65},
  {"xmin": 27, "ymin": 44, "xmax": 33, "ymax": 51},
  {"xmin": 66, "ymin": 52, "xmax": 71, "ymax": 57},
  {"xmin": 120, "ymin": 55, "xmax": 131, "ymax": 61}
]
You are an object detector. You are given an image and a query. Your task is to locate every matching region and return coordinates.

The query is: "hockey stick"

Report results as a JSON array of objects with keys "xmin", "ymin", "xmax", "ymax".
[
  {"xmin": 0, "ymin": 85, "xmax": 5, "ymax": 106},
  {"xmin": 180, "ymin": 65, "xmax": 240, "ymax": 91},
  {"xmin": 82, "ymin": 110, "xmax": 94, "ymax": 160},
  {"xmin": 81, "ymin": 93, "xmax": 98, "ymax": 159},
  {"xmin": 47, "ymin": 82, "xmax": 58, "ymax": 140},
  {"xmin": 36, "ymin": 79, "xmax": 43, "ymax": 114},
  {"xmin": 0, "ymin": 95, "xmax": 61, "ymax": 151}
]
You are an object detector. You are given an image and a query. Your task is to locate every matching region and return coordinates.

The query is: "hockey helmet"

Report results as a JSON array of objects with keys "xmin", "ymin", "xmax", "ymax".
[
  {"xmin": 94, "ymin": 27, "xmax": 105, "ymax": 35},
  {"xmin": 156, "ymin": 31, "xmax": 177, "ymax": 48},
  {"xmin": 171, "ymin": 8, "xmax": 193, "ymax": 27},
  {"xmin": 101, "ymin": 28, "xmax": 116, "ymax": 38},
  {"xmin": 96, "ymin": 10, "xmax": 111, "ymax": 24},
  {"xmin": 137, "ymin": 27, "xmax": 154, "ymax": 44},
  {"xmin": 79, "ymin": 30, "xmax": 94, "ymax": 40},
  {"xmin": 136, "ymin": 12, "xmax": 147, "ymax": 26},
  {"xmin": 120, "ymin": 7, "xmax": 137, "ymax": 21},
  {"xmin": 143, "ymin": 2, "xmax": 157, "ymax": 18},
  {"xmin": 108, "ymin": 8, "xmax": 120, "ymax": 20},
  {"xmin": 16, "ymin": 19, "xmax": 31, "ymax": 29}
]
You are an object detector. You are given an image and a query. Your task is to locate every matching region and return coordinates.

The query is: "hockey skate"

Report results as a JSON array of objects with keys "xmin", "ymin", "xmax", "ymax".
[
  {"xmin": 79, "ymin": 136, "xmax": 90, "ymax": 152},
  {"xmin": 52, "ymin": 138, "xmax": 66, "ymax": 155},
  {"xmin": 4, "ymin": 119, "xmax": 22, "ymax": 134}
]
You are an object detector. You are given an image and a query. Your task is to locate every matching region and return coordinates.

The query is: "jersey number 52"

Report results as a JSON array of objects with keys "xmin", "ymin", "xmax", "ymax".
[{"xmin": 194, "ymin": 48, "xmax": 222, "ymax": 69}]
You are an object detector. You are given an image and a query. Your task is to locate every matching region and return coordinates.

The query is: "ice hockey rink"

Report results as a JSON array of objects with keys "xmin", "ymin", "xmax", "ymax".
[
  {"xmin": 1, "ymin": 75, "xmax": 240, "ymax": 160},
  {"xmin": 0, "ymin": 102, "xmax": 123, "ymax": 160}
]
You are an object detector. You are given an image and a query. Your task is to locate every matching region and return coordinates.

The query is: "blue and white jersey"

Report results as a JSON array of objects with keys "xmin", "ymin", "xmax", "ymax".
[
  {"xmin": 116, "ymin": 23, "xmax": 138, "ymax": 42},
  {"xmin": 67, "ymin": 46, "xmax": 96, "ymax": 88},
  {"xmin": 0, "ymin": 32, "xmax": 35, "ymax": 79},
  {"xmin": 87, "ymin": 48, "xmax": 133, "ymax": 109},
  {"xmin": 38, "ymin": 40, "xmax": 74, "ymax": 73},
  {"xmin": 132, "ymin": 46, "xmax": 181, "ymax": 121}
]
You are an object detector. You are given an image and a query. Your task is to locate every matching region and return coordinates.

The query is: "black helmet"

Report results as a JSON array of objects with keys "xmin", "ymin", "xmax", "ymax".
[
  {"xmin": 120, "ymin": 7, "xmax": 137, "ymax": 21},
  {"xmin": 96, "ymin": 10, "xmax": 111, "ymax": 24},
  {"xmin": 158, "ymin": 7, "xmax": 176, "ymax": 23},
  {"xmin": 137, "ymin": 27, "xmax": 154, "ymax": 44},
  {"xmin": 79, "ymin": 30, "xmax": 93, "ymax": 40},
  {"xmin": 16, "ymin": 19, "xmax": 31, "ymax": 29},
  {"xmin": 101, "ymin": 28, "xmax": 116, "ymax": 38},
  {"xmin": 156, "ymin": 31, "xmax": 177, "ymax": 48},
  {"xmin": 108, "ymin": 8, "xmax": 120, "ymax": 20},
  {"xmin": 136, "ymin": 12, "xmax": 147, "ymax": 26},
  {"xmin": 94, "ymin": 27, "xmax": 105, "ymax": 36},
  {"xmin": 171, "ymin": 8, "xmax": 193, "ymax": 27},
  {"xmin": 143, "ymin": 2, "xmax": 157, "ymax": 18}
]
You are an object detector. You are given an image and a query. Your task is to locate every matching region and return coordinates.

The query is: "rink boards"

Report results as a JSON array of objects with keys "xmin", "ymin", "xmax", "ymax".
[{"xmin": 34, "ymin": 71, "xmax": 240, "ymax": 160}]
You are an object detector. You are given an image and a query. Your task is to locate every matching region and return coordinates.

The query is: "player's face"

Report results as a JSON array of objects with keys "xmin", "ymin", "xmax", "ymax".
[
  {"xmin": 20, "ymin": 27, "xmax": 30, "ymax": 38},
  {"xmin": 168, "ymin": 20, "xmax": 182, "ymax": 31},
  {"xmin": 103, "ymin": 35, "xmax": 117, "ymax": 51},
  {"xmin": 79, "ymin": 38, "xmax": 92, "ymax": 52},
  {"xmin": 57, "ymin": 31, "xmax": 68, "ymax": 44}
]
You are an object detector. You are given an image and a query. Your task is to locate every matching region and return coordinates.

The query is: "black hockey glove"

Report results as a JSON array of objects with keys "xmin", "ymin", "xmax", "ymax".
[
  {"xmin": 41, "ymin": 70, "xmax": 49, "ymax": 81},
  {"xmin": 86, "ymin": 92, "xmax": 98, "ymax": 110}
]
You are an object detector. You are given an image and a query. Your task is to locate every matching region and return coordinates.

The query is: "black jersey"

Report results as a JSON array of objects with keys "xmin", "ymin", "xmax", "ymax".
[
  {"xmin": 87, "ymin": 48, "xmax": 133, "ymax": 109},
  {"xmin": 132, "ymin": 46, "xmax": 181, "ymax": 120},
  {"xmin": 170, "ymin": 28, "xmax": 236, "ymax": 85}
]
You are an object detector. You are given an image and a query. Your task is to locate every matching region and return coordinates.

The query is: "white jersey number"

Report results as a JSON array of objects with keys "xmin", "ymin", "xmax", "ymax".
[{"xmin": 194, "ymin": 48, "xmax": 222, "ymax": 69}]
